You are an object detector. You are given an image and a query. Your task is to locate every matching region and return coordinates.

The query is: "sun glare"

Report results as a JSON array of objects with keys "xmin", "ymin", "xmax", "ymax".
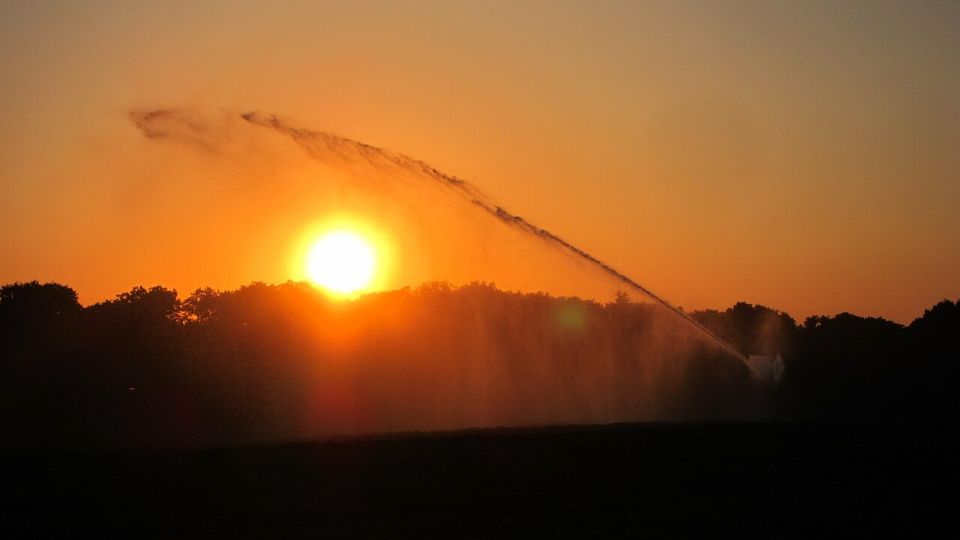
[{"xmin": 306, "ymin": 230, "xmax": 377, "ymax": 295}]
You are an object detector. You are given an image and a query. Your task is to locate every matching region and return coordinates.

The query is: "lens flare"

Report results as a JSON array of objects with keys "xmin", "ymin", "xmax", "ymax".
[{"xmin": 306, "ymin": 230, "xmax": 376, "ymax": 295}]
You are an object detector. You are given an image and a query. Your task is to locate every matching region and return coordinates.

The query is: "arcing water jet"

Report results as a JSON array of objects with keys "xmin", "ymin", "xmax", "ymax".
[{"xmin": 236, "ymin": 112, "xmax": 747, "ymax": 363}]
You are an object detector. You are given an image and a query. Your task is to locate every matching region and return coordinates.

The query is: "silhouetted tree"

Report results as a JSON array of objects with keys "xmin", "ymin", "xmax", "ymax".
[
  {"xmin": 907, "ymin": 299, "xmax": 960, "ymax": 415},
  {"xmin": 2, "ymin": 281, "xmax": 957, "ymax": 451}
]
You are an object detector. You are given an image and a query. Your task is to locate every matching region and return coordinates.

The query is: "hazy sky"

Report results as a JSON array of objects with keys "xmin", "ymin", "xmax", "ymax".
[{"xmin": 1, "ymin": 0, "xmax": 958, "ymax": 323}]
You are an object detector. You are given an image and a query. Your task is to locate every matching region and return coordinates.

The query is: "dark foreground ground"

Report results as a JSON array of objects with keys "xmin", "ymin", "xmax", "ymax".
[{"xmin": 2, "ymin": 422, "xmax": 958, "ymax": 537}]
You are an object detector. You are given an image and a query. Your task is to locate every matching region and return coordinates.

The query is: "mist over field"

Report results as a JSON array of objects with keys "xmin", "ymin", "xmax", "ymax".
[{"xmin": 3, "ymin": 280, "xmax": 957, "ymax": 452}]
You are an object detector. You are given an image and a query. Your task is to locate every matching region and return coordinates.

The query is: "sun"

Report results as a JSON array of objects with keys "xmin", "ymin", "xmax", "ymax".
[{"xmin": 306, "ymin": 230, "xmax": 377, "ymax": 295}]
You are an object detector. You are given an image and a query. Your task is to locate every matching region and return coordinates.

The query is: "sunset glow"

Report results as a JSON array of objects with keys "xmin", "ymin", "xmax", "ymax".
[
  {"xmin": 306, "ymin": 230, "xmax": 377, "ymax": 295},
  {"xmin": 3, "ymin": 4, "xmax": 959, "ymax": 533}
]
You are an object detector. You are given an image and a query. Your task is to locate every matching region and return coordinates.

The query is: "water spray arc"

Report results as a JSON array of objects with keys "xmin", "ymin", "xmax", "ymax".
[
  {"xmin": 237, "ymin": 112, "xmax": 748, "ymax": 364},
  {"xmin": 470, "ymin": 201, "xmax": 748, "ymax": 362},
  {"xmin": 128, "ymin": 109, "xmax": 746, "ymax": 363}
]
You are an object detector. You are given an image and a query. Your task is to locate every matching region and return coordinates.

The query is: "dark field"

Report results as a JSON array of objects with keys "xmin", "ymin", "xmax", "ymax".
[{"xmin": 2, "ymin": 422, "xmax": 957, "ymax": 538}]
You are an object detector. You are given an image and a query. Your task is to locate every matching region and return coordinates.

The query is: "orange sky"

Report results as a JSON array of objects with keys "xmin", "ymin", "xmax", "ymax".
[{"xmin": 1, "ymin": 1, "xmax": 958, "ymax": 323}]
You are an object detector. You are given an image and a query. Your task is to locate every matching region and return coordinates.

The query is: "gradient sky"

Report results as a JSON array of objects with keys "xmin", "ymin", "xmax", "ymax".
[{"xmin": 1, "ymin": 0, "xmax": 958, "ymax": 323}]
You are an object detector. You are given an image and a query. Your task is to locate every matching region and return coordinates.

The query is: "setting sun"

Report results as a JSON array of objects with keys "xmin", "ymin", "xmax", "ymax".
[{"xmin": 306, "ymin": 230, "xmax": 377, "ymax": 295}]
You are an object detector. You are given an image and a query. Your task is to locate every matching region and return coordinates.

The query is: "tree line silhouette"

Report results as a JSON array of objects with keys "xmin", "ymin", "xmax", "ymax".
[{"xmin": 2, "ymin": 280, "xmax": 957, "ymax": 451}]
